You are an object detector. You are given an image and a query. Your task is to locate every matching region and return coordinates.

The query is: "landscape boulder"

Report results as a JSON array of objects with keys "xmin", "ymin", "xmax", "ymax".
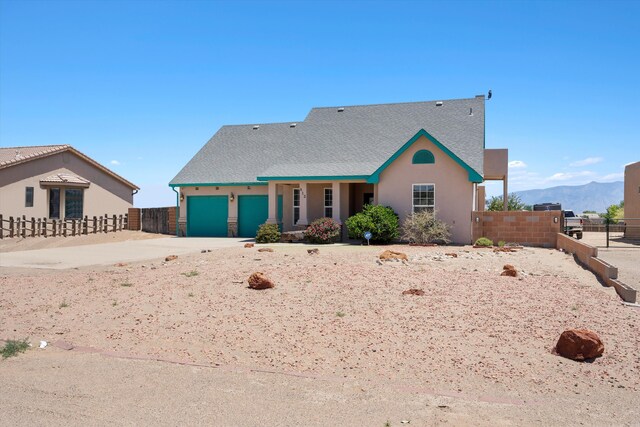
[
  {"xmin": 307, "ymin": 248, "xmax": 319, "ymax": 255},
  {"xmin": 501, "ymin": 264, "xmax": 517, "ymax": 277},
  {"xmin": 379, "ymin": 250, "xmax": 408, "ymax": 262},
  {"xmin": 257, "ymin": 247, "xmax": 274, "ymax": 253},
  {"xmin": 244, "ymin": 243, "xmax": 254, "ymax": 248},
  {"xmin": 444, "ymin": 253, "xmax": 458, "ymax": 258},
  {"xmin": 402, "ymin": 289, "xmax": 425, "ymax": 296},
  {"xmin": 555, "ymin": 329, "xmax": 604, "ymax": 361},
  {"xmin": 165, "ymin": 255, "xmax": 178, "ymax": 262},
  {"xmin": 247, "ymin": 272, "xmax": 275, "ymax": 290}
]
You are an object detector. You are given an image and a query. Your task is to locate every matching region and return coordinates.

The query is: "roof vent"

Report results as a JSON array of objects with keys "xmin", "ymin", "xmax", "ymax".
[
  {"xmin": 469, "ymin": 108, "xmax": 473, "ymax": 116},
  {"xmin": 436, "ymin": 101, "xmax": 443, "ymax": 106},
  {"xmin": 337, "ymin": 107, "xmax": 345, "ymax": 112},
  {"xmin": 252, "ymin": 125, "xmax": 259, "ymax": 130},
  {"xmin": 290, "ymin": 123, "xmax": 297, "ymax": 128}
]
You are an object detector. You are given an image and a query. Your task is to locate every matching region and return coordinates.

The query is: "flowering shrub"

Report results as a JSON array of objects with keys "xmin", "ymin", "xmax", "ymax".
[{"xmin": 304, "ymin": 217, "xmax": 341, "ymax": 244}]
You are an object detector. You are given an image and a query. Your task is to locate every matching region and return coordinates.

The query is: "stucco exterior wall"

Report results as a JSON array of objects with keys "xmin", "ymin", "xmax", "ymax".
[
  {"xmin": 376, "ymin": 135, "xmax": 474, "ymax": 244},
  {"xmin": 0, "ymin": 152, "xmax": 134, "ymax": 218},
  {"xmin": 624, "ymin": 161, "xmax": 640, "ymax": 238}
]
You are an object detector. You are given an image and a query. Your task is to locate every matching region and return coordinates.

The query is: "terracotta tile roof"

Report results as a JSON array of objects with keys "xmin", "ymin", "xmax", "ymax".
[
  {"xmin": 0, "ymin": 145, "xmax": 69, "ymax": 167},
  {"xmin": 40, "ymin": 173, "xmax": 90, "ymax": 186},
  {"xmin": 0, "ymin": 145, "xmax": 138, "ymax": 190}
]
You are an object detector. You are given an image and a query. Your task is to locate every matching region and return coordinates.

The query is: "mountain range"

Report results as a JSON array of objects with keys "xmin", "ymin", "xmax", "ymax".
[{"xmin": 513, "ymin": 181, "xmax": 624, "ymax": 214}]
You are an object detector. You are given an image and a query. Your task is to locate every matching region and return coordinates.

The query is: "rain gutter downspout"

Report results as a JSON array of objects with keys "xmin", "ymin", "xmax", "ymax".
[{"xmin": 171, "ymin": 186, "xmax": 179, "ymax": 237}]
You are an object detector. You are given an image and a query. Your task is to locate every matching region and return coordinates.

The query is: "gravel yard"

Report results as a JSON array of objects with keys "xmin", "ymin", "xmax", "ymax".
[{"xmin": 1, "ymin": 243, "xmax": 639, "ymax": 425}]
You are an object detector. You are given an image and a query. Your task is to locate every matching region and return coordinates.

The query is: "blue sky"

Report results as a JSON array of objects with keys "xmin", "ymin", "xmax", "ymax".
[{"xmin": 1, "ymin": 0, "xmax": 638, "ymax": 207}]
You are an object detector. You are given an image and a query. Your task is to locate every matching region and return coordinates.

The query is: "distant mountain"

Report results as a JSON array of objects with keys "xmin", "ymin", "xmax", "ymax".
[{"xmin": 513, "ymin": 181, "xmax": 624, "ymax": 214}]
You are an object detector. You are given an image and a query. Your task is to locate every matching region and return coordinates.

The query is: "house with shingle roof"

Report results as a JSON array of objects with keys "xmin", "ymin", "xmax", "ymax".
[
  {"xmin": 0, "ymin": 145, "xmax": 138, "ymax": 220},
  {"xmin": 170, "ymin": 96, "xmax": 509, "ymax": 243}
]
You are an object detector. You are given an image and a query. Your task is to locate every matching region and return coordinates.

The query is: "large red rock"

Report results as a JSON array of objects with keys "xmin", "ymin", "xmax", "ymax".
[
  {"xmin": 501, "ymin": 264, "xmax": 517, "ymax": 277},
  {"xmin": 402, "ymin": 289, "xmax": 425, "ymax": 296},
  {"xmin": 555, "ymin": 329, "xmax": 604, "ymax": 361},
  {"xmin": 247, "ymin": 272, "xmax": 275, "ymax": 290},
  {"xmin": 379, "ymin": 250, "xmax": 408, "ymax": 261}
]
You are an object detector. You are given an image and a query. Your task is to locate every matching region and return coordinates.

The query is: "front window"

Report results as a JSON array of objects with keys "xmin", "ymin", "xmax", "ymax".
[
  {"xmin": 64, "ymin": 188, "xmax": 84, "ymax": 219},
  {"xmin": 324, "ymin": 188, "xmax": 333, "ymax": 218},
  {"xmin": 293, "ymin": 188, "xmax": 300, "ymax": 225},
  {"xmin": 412, "ymin": 184, "xmax": 435, "ymax": 213},
  {"xmin": 25, "ymin": 187, "xmax": 34, "ymax": 207},
  {"xmin": 49, "ymin": 188, "xmax": 60, "ymax": 218}
]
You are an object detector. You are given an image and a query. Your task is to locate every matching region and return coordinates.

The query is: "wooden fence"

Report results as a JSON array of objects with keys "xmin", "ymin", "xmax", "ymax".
[{"xmin": 0, "ymin": 214, "xmax": 128, "ymax": 239}]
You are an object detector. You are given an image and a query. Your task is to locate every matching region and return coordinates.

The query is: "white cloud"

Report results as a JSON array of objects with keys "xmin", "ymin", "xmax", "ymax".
[
  {"xmin": 569, "ymin": 157, "xmax": 603, "ymax": 167},
  {"xmin": 508, "ymin": 160, "xmax": 527, "ymax": 169},
  {"xmin": 110, "ymin": 160, "xmax": 121, "ymax": 166},
  {"xmin": 546, "ymin": 171, "xmax": 595, "ymax": 182},
  {"xmin": 600, "ymin": 172, "xmax": 623, "ymax": 181}
]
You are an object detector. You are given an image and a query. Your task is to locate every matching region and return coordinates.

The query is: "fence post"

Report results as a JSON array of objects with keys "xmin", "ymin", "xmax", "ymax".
[
  {"xmin": 52, "ymin": 219, "xmax": 57, "ymax": 237},
  {"xmin": 63, "ymin": 220, "xmax": 67, "ymax": 237},
  {"xmin": 112, "ymin": 214, "xmax": 117, "ymax": 232},
  {"xmin": 37, "ymin": 218, "xmax": 41, "ymax": 237},
  {"xmin": 118, "ymin": 214, "xmax": 123, "ymax": 231},
  {"xmin": 43, "ymin": 218, "xmax": 47, "ymax": 238},
  {"xmin": 0, "ymin": 214, "xmax": 3, "ymax": 239},
  {"xmin": 21, "ymin": 215, "xmax": 26, "ymax": 238},
  {"xmin": 125, "ymin": 213, "xmax": 128, "ymax": 230},
  {"xmin": 83, "ymin": 216, "xmax": 88, "ymax": 235},
  {"xmin": 103, "ymin": 214, "xmax": 108, "ymax": 233},
  {"xmin": 9, "ymin": 217, "xmax": 14, "ymax": 238},
  {"xmin": 606, "ymin": 221, "xmax": 610, "ymax": 248}
]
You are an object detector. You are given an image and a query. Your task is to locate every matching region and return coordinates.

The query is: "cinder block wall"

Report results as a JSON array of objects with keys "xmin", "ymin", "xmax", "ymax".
[
  {"xmin": 128, "ymin": 208, "xmax": 141, "ymax": 231},
  {"xmin": 472, "ymin": 211, "xmax": 562, "ymax": 247}
]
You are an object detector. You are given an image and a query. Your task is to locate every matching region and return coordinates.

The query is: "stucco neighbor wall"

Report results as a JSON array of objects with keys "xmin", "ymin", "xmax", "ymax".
[
  {"xmin": 624, "ymin": 161, "xmax": 640, "ymax": 238},
  {"xmin": 376, "ymin": 135, "xmax": 474, "ymax": 244},
  {"xmin": 0, "ymin": 152, "xmax": 134, "ymax": 218}
]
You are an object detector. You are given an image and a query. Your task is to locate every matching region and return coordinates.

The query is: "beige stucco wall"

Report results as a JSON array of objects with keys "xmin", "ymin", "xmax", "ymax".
[
  {"xmin": 0, "ymin": 152, "xmax": 134, "ymax": 218},
  {"xmin": 376, "ymin": 135, "xmax": 474, "ymax": 244},
  {"xmin": 624, "ymin": 161, "xmax": 640, "ymax": 238},
  {"xmin": 484, "ymin": 149, "xmax": 508, "ymax": 179}
]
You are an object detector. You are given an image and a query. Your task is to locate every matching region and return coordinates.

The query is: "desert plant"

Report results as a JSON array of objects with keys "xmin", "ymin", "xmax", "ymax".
[
  {"xmin": 304, "ymin": 217, "xmax": 341, "ymax": 244},
  {"xmin": 345, "ymin": 205, "xmax": 399, "ymax": 244},
  {"xmin": 498, "ymin": 240, "xmax": 506, "ymax": 247},
  {"xmin": 401, "ymin": 210, "xmax": 451, "ymax": 244},
  {"xmin": 1, "ymin": 339, "xmax": 29, "ymax": 359},
  {"xmin": 182, "ymin": 270, "xmax": 199, "ymax": 277},
  {"xmin": 120, "ymin": 282, "xmax": 133, "ymax": 287},
  {"xmin": 474, "ymin": 237, "xmax": 493, "ymax": 247},
  {"xmin": 255, "ymin": 223, "xmax": 281, "ymax": 243},
  {"xmin": 59, "ymin": 300, "xmax": 69, "ymax": 308}
]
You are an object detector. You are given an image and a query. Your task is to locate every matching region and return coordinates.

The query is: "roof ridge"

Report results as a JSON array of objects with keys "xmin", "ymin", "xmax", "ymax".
[{"xmin": 309, "ymin": 96, "xmax": 482, "ymax": 111}]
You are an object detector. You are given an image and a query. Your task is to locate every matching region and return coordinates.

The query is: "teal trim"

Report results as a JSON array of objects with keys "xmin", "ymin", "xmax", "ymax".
[
  {"xmin": 171, "ymin": 186, "xmax": 180, "ymax": 236},
  {"xmin": 257, "ymin": 175, "xmax": 369, "ymax": 182},
  {"xmin": 169, "ymin": 182, "xmax": 267, "ymax": 188},
  {"xmin": 412, "ymin": 149, "xmax": 435, "ymax": 164},
  {"xmin": 367, "ymin": 129, "xmax": 483, "ymax": 184}
]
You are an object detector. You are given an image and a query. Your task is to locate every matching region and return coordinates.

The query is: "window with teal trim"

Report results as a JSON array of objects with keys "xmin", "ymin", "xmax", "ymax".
[{"xmin": 412, "ymin": 150, "xmax": 435, "ymax": 164}]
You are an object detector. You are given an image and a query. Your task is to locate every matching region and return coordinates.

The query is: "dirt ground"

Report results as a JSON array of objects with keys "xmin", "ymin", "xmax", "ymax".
[{"xmin": 1, "ymin": 243, "xmax": 639, "ymax": 426}]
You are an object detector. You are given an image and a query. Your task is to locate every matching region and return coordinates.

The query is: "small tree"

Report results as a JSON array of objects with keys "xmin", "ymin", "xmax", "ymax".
[
  {"xmin": 401, "ymin": 210, "xmax": 451, "ymax": 244},
  {"xmin": 600, "ymin": 204, "xmax": 621, "ymax": 225},
  {"xmin": 345, "ymin": 205, "xmax": 399, "ymax": 244},
  {"xmin": 486, "ymin": 193, "xmax": 528, "ymax": 211}
]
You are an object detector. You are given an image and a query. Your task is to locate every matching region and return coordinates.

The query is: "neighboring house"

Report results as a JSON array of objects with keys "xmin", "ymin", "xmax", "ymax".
[
  {"xmin": 170, "ymin": 96, "xmax": 508, "ymax": 243},
  {"xmin": 624, "ymin": 161, "xmax": 640, "ymax": 238},
  {"xmin": 0, "ymin": 145, "xmax": 138, "ymax": 220}
]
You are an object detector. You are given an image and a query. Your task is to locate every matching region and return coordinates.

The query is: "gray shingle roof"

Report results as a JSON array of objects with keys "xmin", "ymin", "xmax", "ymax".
[{"xmin": 169, "ymin": 97, "xmax": 485, "ymax": 185}]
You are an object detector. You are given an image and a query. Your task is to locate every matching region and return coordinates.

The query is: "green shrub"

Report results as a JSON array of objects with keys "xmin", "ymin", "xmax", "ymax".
[
  {"xmin": 498, "ymin": 240, "xmax": 506, "ymax": 247},
  {"xmin": 401, "ymin": 210, "xmax": 451, "ymax": 244},
  {"xmin": 304, "ymin": 217, "xmax": 341, "ymax": 244},
  {"xmin": 345, "ymin": 205, "xmax": 399, "ymax": 244},
  {"xmin": 255, "ymin": 223, "xmax": 281, "ymax": 243},
  {"xmin": 474, "ymin": 237, "xmax": 493, "ymax": 247}
]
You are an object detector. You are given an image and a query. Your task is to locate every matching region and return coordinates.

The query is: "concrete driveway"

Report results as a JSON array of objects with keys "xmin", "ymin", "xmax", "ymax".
[{"xmin": 0, "ymin": 237, "xmax": 250, "ymax": 270}]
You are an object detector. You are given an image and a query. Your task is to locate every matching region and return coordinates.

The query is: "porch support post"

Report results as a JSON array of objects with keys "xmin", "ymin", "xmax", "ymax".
[
  {"xmin": 502, "ymin": 178, "xmax": 508, "ymax": 211},
  {"xmin": 332, "ymin": 181, "xmax": 341, "ymax": 222},
  {"xmin": 267, "ymin": 181, "xmax": 278, "ymax": 224},
  {"xmin": 298, "ymin": 182, "xmax": 309, "ymax": 226}
]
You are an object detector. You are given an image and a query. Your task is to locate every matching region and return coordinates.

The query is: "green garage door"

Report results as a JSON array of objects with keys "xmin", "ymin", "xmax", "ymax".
[
  {"xmin": 238, "ymin": 195, "xmax": 283, "ymax": 238},
  {"xmin": 187, "ymin": 195, "xmax": 228, "ymax": 237}
]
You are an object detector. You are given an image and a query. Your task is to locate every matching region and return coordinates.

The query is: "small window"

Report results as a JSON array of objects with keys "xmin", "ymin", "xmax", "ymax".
[
  {"xmin": 293, "ymin": 188, "xmax": 301, "ymax": 225},
  {"xmin": 324, "ymin": 188, "xmax": 333, "ymax": 218},
  {"xmin": 49, "ymin": 188, "xmax": 60, "ymax": 219},
  {"xmin": 25, "ymin": 187, "xmax": 34, "ymax": 207},
  {"xmin": 64, "ymin": 188, "xmax": 84, "ymax": 219},
  {"xmin": 412, "ymin": 150, "xmax": 435, "ymax": 164},
  {"xmin": 412, "ymin": 184, "xmax": 435, "ymax": 213}
]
